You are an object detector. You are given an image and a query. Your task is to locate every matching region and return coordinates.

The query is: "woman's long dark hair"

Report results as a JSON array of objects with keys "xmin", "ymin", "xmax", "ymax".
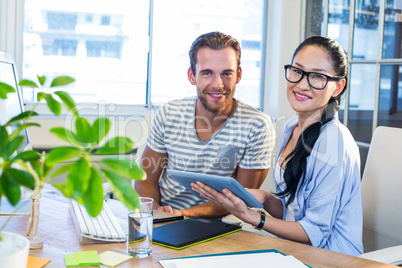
[{"xmin": 277, "ymin": 36, "xmax": 349, "ymax": 207}]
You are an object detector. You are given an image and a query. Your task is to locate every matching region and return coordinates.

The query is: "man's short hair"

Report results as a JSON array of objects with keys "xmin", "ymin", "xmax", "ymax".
[{"xmin": 189, "ymin": 31, "xmax": 241, "ymax": 74}]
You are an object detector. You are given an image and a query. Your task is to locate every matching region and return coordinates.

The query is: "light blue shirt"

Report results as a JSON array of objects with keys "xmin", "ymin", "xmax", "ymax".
[{"xmin": 274, "ymin": 115, "xmax": 363, "ymax": 256}]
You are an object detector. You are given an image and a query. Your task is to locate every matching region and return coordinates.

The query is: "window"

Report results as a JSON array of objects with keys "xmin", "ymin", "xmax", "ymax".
[
  {"xmin": 47, "ymin": 12, "xmax": 77, "ymax": 31},
  {"xmin": 86, "ymin": 41, "xmax": 122, "ymax": 58},
  {"xmin": 21, "ymin": 0, "xmax": 266, "ymax": 109},
  {"xmin": 86, "ymin": 15, "xmax": 93, "ymax": 23},
  {"xmin": 312, "ymin": 0, "xmax": 402, "ymax": 171},
  {"xmin": 23, "ymin": 0, "xmax": 150, "ymax": 106},
  {"xmin": 150, "ymin": 0, "xmax": 265, "ymax": 107},
  {"xmin": 42, "ymin": 39, "xmax": 77, "ymax": 56},
  {"xmin": 101, "ymin": 15, "xmax": 110, "ymax": 26}
]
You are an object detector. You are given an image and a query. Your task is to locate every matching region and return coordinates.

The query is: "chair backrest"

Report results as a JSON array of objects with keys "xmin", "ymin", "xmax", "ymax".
[{"xmin": 361, "ymin": 126, "xmax": 402, "ymax": 252}]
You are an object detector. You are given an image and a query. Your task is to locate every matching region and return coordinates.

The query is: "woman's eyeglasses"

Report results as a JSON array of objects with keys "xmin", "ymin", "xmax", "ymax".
[{"xmin": 284, "ymin": 65, "xmax": 343, "ymax": 90}]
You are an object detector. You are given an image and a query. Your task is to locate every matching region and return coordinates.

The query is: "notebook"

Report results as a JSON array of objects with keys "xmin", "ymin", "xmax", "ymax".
[{"xmin": 152, "ymin": 217, "xmax": 241, "ymax": 250}]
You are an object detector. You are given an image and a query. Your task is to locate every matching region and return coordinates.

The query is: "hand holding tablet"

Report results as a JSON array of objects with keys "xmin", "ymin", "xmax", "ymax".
[{"xmin": 166, "ymin": 169, "xmax": 263, "ymax": 208}]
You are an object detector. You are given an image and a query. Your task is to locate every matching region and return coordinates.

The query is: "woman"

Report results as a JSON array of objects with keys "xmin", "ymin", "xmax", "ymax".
[{"xmin": 192, "ymin": 36, "xmax": 363, "ymax": 256}]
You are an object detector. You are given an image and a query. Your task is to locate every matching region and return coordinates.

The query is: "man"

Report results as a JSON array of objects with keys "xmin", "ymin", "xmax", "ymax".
[{"xmin": 135, "ymin": 32, "xmax": 275, "ymax": 218}]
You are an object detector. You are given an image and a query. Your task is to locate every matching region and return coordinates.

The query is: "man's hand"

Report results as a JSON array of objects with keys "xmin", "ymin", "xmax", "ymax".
[{"xmin": 157, "ymin": 205, "xmax": 184, "ymax": 216}]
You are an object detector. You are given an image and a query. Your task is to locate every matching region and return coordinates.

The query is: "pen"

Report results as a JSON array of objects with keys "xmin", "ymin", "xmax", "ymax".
[
  {"xmin": 130, "ymin": 216, "xmax": 141, "ymax": 226},
  {"xmin": 153, "ymin": 216, "xmax": 185, "ymax": 224}
]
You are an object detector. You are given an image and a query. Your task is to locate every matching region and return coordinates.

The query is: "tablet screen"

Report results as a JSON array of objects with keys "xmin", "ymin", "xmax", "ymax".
[{"xmin": 166, "ymin": 169, "xmax": 263, "ymax": 208}]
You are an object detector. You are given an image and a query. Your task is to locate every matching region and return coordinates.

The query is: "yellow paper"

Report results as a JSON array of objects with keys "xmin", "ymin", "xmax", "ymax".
[
  {"xmin": 64, "ymin": 251, "xmax": 101, "ymax": 266},
  {"xmin": 27, "ymin": 256, "xmax": 51, "ymax": 268},
  {"xmin": 99, "ymin": 251, "xmax": 133, "ymax": 267}
]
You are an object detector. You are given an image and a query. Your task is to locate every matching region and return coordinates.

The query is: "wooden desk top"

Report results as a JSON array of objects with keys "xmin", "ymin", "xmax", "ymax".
[{"xmin": 0, "ymin": 186, "xmax": 396, "ymax": 268}]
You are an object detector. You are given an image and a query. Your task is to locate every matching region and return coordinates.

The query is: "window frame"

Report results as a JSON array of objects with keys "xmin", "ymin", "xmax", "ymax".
[
  {"xmin": 316, "ymin": 0, "xmax": 402, "ymax": 173},
  {"xmin": 319, "ymin": 0, "xmax": 402, "ymax": 145}
]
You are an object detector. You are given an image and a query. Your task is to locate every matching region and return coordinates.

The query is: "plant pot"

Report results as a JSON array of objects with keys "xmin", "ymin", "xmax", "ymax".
[{"xmin": 0, "ymin": 231, "xmax": 30, "ymax": 268}]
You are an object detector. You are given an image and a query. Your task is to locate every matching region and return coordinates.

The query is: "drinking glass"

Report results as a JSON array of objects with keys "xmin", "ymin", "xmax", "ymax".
[{"xmin": 128, "ymin": 197, "xmax": 153, "ymax": 258}]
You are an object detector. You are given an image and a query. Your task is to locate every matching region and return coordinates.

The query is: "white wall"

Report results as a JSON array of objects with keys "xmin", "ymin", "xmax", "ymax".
[
  {"xmin": 0, "ymin": 0, "xmax": 24, "ymax": 79},
  {"xmin": 261, "ymin": 0, "xmax": 302, "ymax": 192}
]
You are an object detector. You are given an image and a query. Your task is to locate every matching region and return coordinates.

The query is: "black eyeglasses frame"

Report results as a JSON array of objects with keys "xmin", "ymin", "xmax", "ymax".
[{"xmin": 284, "ymin": 64, "xmax": 343, "ymax": 90}]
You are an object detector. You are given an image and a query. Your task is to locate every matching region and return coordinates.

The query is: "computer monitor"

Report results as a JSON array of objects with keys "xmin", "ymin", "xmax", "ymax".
[
  {"xmin": 0, "ymin": 51, "xmax": 32, "ymax": 215},
  {"xmin": 0, "ymin": 51, "xmax": 31, "ymax": 152}
]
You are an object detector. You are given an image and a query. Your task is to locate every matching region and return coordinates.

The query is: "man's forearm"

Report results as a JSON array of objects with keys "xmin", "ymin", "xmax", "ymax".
[
  {"xmin": 135, "ymin": 180, "xmax": 161, "ymax": 208},
  {"xmin": 179, "ymin": 202, "xmax": 229, "ymax": 218}
]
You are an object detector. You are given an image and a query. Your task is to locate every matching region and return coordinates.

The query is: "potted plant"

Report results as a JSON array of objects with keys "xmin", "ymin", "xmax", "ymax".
[{"xmin": 0, "ymin": 75, "xmax": 145, "ymax": 267}]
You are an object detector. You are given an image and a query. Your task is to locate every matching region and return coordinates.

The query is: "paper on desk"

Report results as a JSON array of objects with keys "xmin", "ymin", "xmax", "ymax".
[
  {"xmin": 99, "ymin": 251, "xmax": 133, "ymax": 267},
  {"xmin": 64, "ymin": 250, "xmax": 101, "ymax": 267},
  {"xmin": 159, "ymin": 252, "xmax": 308, "ymax": 268},
  {"xmin": 27, "ymin": 256, "xmax": 51, "ymax": 268}
]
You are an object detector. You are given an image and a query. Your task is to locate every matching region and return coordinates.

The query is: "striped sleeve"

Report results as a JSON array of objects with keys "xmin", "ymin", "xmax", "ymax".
[
  {"xmin": 146, "ymin": 105, "xmax": 167, "ymax": 153},
  {"xmin": 239, "ymin": 114, "xmax": 276, "ymax": 169}
]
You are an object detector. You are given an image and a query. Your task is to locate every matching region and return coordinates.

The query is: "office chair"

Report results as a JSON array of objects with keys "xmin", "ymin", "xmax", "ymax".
[{"xmin": 358, "ymin": 126, "xmax": 402, "ymax": 265}]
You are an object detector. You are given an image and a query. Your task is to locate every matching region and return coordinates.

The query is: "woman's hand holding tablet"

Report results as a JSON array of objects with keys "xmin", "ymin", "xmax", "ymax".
[{"xmin": 166, "ymin": 169, "xmax": 263, "ymax": 208}]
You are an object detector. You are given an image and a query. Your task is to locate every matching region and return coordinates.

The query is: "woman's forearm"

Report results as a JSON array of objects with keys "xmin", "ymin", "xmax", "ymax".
[{"xmin": 262, "ymin": 193, "xmax": 283, "ymax": 219}]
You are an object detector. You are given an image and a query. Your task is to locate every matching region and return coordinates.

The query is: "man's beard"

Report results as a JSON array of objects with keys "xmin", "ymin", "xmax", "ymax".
[{"xmin": 197, "ymin": 93, "xmax": 231, "ymax": 114}]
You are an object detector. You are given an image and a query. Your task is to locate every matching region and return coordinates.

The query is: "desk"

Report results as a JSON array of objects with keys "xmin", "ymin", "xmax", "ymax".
[{"xmin": 0, "ymin": 186, "xmax": 395, "ymax": 268}]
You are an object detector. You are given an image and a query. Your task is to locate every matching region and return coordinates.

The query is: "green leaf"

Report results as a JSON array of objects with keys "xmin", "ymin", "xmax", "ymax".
[
  {"xmin": 50, "ymin": 162, "xmax": 74, "ymax": 178},
  {"xmin": 0, "ymin": 82, "xmax": 16, "ymax": 99},
  {"xmin": 8, "ymin": 168, "xmax": 35, "ymax": 190},
  {"xmin": 82, "ymin": 169, "xmax": 104, "ymax": 217},
  {"xmin": 37, "ymin": 92, "xmax": 44, "ymax": 101},
  {"xmin": 43, "ymin": 161, "xmax": 53, "ymax": 178},
  {"xmin": 102, "ymin": 169, "xmax": 140, "ymax": 211},
  {"xmin": 38, "ymin": 93, "xmax": 62, "ymax": 116},
  {"xmin": 12, "ymin": 150, "xmax": 42, "ymax": 178},
  {"xmin": 5, "ymin": 111, "xmax": 39, "ymax": 126},
  {"xmin": 54, "ymin": 91, "xmax": 78, "ymax": 118},
  {"xmin": 2, "ymin": 170, "xmax": 21, "ymax": 206},
  {"xmin": 91, "ymin": 118, "xmax": 111, "ymax": 146},
  {"xmin": 3, "ymin": 136, "xmax": 24, "ymax": 159},
  {"xmin": 45, "ymin": 147, "xmax": 83, "ymax": 166},
  {"xmin": 50, "ymin": 127, "xmax": 82, "ymax": 147},
  {"xmin": 75, "ymin": 117, "xmax": 91, "ymax": 143},
  {"xmin": 101, "ymin": 157, "xmax": 146, "ymax": 180},
  {"xmin": 50, "ymin": 76, "xmax": 75, "ymax": 87},
  {"xmin": 13, "ymin": 150, "xmax": 41, "ymax": 162},
  {"xmin": 9, "ymin": 122, "xmax": 40, "ymax": 140},
  {"xmin": 29, "ymin": 160, "xmax": 42, "ymax": 179},
  {"xmin": 66, "ymin": 158, "xmax": 91, "ymax": 199},
  {"xmin": 18, "ymin": 79, "xmax": 38, "ymax": 88},
  {"xmin": 37, "ymin": 75, "xmax": 46, "ymax": 86},
  {"xmin": 96, "ymin": 137, "xmax": 134, "ymax": 155},
  {"xmin": 0, "ymin": 127, "xmax": 9, "ymax": 155}
]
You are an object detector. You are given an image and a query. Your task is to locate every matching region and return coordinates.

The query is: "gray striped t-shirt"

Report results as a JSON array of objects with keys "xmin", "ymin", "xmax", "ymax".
[{"xmin": 146, "ymin": 97, "xmax": 276, "ymax": 210}]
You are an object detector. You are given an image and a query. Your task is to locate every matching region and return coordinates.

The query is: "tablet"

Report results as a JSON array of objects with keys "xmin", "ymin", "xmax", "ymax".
[
  {"xmin": 166, "ymin": 169, "xmax": 263, "ymax": 208},
  {"xmin": 153, "ymin": 217, "xmax": 241, "ymax": 249}
]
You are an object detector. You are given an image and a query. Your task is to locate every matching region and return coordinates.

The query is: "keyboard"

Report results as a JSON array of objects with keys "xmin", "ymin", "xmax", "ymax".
[{"xmin": 69, "ymin": 199, "xmax": 127, "ymax": 243}]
